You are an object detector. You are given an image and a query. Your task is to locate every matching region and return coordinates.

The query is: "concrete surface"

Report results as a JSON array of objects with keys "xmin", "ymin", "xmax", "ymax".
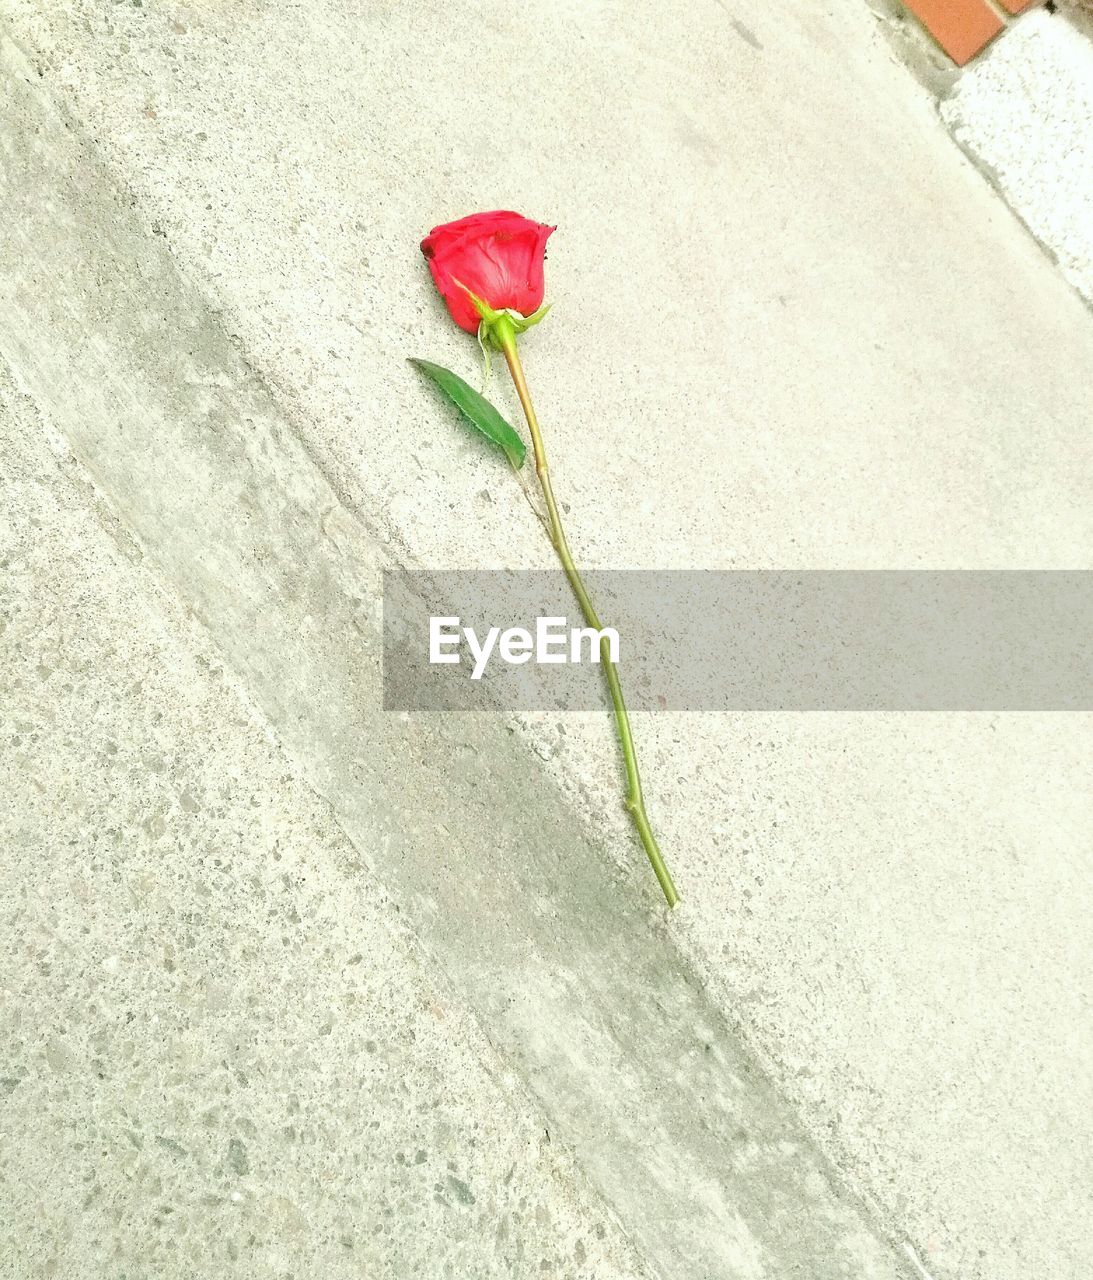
[
  {"xmin": 942, "ymin": 7, "xmax": 1093, "ymax": 304},
  {"xmin": 0, "ymin": 363, "xmax": 651, "ymax": 1280},
  {"xmin": 0, "ymin": 39, "xmax": 918, "ymax": 1279},
  {"xmin": 1, "ymin": 2, "xmax": 1092, "ymax": 1279}
]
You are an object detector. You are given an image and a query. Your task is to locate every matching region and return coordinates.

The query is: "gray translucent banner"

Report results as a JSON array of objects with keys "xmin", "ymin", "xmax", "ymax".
[{"xmin": 382, "ymin": 571, "xmax": 1093, "ymax": 711}]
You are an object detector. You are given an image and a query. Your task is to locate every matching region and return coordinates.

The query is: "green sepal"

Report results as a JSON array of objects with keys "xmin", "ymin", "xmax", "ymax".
[
  {"xmin": 452, "ymin": 280, "xmax": 551, "ymax": 350},
  {"xmin": 508, "ymin": 302, "xmax": 552, "ymax": 334},
  {"xmin": 409, "ymin": 357, "xmax": 526, "ymax": 468}
]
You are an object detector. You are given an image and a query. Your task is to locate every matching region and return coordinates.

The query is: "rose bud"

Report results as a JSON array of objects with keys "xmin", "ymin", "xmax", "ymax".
[{"xmin": 421, "ymin": 211, "xmax": 556, "ymax": 335}]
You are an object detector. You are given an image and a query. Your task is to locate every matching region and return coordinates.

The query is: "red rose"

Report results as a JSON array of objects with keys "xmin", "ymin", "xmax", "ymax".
[{"xmin": 421, "ymin": 211, "xmax": 555, "ymax": 334}]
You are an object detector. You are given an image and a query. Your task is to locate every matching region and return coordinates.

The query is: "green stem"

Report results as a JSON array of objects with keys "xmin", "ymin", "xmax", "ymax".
[{"xmin": 495, "ymin": 315, "xmax": 679, "ymax": 908}]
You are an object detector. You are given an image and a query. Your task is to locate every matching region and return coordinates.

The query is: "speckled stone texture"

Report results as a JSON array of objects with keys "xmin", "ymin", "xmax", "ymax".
[
  {"xmin": 1, "ymin": 3, "xmax": 1092, "ymax": 1279},
  {"xmin": 0, "ymin": 365, "xmax": 650, "ymax": 1279},
  {"xmin": 942, "ymin": 8, "xmax": 1093, "ymax": 303}
]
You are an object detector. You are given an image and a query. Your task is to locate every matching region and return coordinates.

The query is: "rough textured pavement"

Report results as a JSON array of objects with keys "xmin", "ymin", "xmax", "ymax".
[
  {"xmin": 0, "ymin": 362, "xmax": 653, "ymax": 1279},
  {"xmin": 2, "ymin": 3, "xmax": 1091, "ymax": 1279},
  {"xmin": 943, "ymin": 7, "xmax": 1093, "ymax": 302}
]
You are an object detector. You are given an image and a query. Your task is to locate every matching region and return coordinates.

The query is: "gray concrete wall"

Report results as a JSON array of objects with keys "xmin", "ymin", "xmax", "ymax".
[{"xmin": 2, "ymin": 3, "xmax": 1091, "ymax": 1279}]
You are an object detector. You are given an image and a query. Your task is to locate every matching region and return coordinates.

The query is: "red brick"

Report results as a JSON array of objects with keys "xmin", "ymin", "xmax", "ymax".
[
  {"xmin": 901, "ymin": 0, "xmax": 1004, "ymax": 65},
  {"xmin": 996, "ymin": 0, "xmax": 1041, "ymax": 13}
]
